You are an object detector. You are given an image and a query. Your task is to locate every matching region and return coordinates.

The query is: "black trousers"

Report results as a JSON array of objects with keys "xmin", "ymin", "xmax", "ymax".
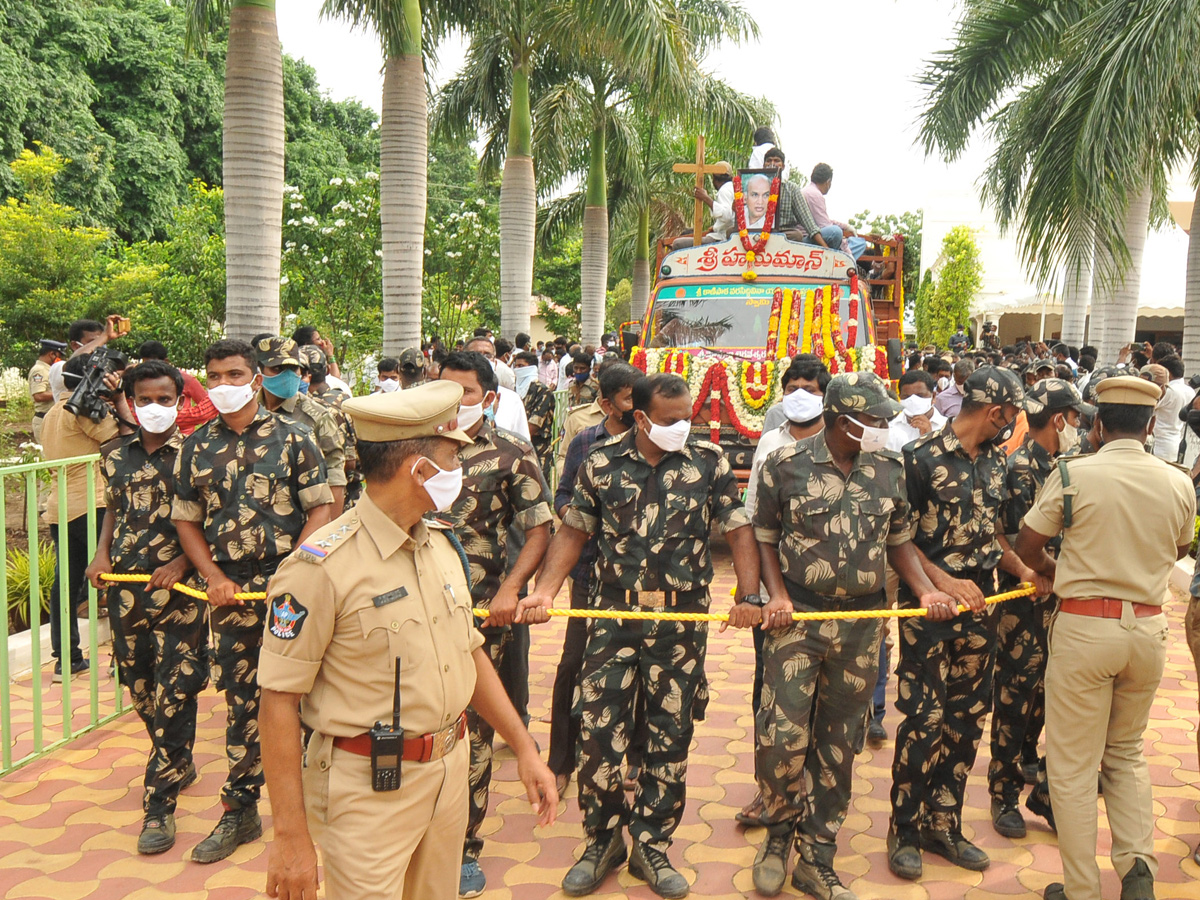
[
  {"xmin": 499, "ymin": 624, "xmax": 530, "ymax": 720},
  {"xmin": 48, "ymin": 516, "xmax": 102, "ymax": 666}
]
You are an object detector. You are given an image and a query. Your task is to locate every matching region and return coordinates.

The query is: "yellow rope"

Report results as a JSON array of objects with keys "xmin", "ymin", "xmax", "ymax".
[{"xmin": 99, "ymin": 573, "xmax": 1037, "ymax": 623}]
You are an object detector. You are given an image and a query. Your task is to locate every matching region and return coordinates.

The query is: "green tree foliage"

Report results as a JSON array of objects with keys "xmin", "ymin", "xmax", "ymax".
[
  {"xmin": 0, "ymin": 0, "xmax": 377, "ymax": 242},
  {"xmin": 848, "ymin": 208, "xmax": 924, "ymax": 304},
  {"xmin": 914, "ymin": 269, "xmax": 935, "ymax": 347},
  {"xmin": 922, "ymin": 225, "xmax": 982, "ymax": 348},
  {"xmin": 534, "ymin": 236, "xmax": 584, "ymax": 340}
]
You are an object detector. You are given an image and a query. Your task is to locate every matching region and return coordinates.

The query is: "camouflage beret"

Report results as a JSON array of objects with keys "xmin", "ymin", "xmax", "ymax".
[
  {"xmin": 963, "ymin": 365, "xmax": 1035, "ymax": 412},
  {"xmin": 255, "ymin": 336, "xmax": 302, "ymax": 369},
  {"xmin": 823, "ymin": 372, "xmax": 902, "ymax": 419}
]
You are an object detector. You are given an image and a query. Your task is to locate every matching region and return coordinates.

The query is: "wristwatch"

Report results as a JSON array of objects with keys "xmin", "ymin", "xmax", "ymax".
[{"xmin": 740, "ymin": 593, "xmax": 766, "ymax": 607}]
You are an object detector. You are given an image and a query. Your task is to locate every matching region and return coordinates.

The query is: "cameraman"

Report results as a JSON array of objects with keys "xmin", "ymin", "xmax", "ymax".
[{"xmin": 41, "ymin": 352, "xmax": 134, "ymax": 681}]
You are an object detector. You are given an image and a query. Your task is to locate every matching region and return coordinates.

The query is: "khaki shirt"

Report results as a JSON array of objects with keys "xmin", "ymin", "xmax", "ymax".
[
  {"xmin": 28, "ymin": 360, "xmax": 53, "ymax": 415},
  {"xmin": 259, "ymin": 493, "xmax": 484, "ymax": 737},
  {"xmin": 556, "ymin": 400, "xmax": 605, "ymax": 474},
  {"xmin": 41, "ymin": 399, "xmax": 118, "ymax": 524},
  {"xmin": 1024, "ymin": 439, "xmax": 1196, "ymax": 605}
]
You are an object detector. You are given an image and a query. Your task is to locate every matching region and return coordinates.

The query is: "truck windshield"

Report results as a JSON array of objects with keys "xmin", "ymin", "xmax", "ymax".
[{"xmin": 648, "ymin": 283, "xmax": 776, "ymax": 348}]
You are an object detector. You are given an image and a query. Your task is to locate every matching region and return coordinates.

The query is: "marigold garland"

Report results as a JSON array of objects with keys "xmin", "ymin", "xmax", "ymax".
[
  {"xmin": 777, "ymin": 290, "xmax": 794, "ymax": 359},
  {"xmin": 765, "ymin": 288, "xmax": 785, "ymax": 357},
  {"xmin": 786, "ymin": 289, "xmax": 801, "ymax": 358},
  {"xmin": 731, "ymin": 173, "xmax": 780, "ymax": 282},
  {"xmin": 629, "ymin": 346, "xmax": 647, "ymax": 373},
  {"xmin": 739, "ymin": 360, "xmax": 773, "ymax": 409},
  {"xmin": 801, "ymin": 289, "xmax": 816, "ymax": 356}
]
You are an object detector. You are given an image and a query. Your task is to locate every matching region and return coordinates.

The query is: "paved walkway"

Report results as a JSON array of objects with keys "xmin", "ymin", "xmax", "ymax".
[{"xmin": 2, "ymin": 552, "xmax": 1200, "ymax": 899}]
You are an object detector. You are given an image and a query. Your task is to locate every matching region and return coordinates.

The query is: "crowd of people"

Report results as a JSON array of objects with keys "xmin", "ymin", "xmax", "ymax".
[{"xmin": 20, "ymin": 314, "xmax": 1200, "ymax": 900}]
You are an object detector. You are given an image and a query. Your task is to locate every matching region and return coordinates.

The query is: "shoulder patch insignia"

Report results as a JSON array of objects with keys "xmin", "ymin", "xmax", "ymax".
[{"xmin": 268, "ymin": 593, "xmax": 308, "ymax": 640}]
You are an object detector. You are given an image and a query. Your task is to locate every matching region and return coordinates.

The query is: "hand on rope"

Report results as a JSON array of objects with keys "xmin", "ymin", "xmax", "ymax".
[{"xmin": 98, "ymin": 573, "xmax": 1036, "ymax": 623}]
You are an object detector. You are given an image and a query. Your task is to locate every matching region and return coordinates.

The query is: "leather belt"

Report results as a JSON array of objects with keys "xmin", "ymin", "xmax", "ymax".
[
  {"xmin": 1059, "ymin": 598, "xmax": 1161, "ymax": 619},
  {"xmin": 597, "ymin": 583, "xmax": 707, "ymax": 610},
  {"xmin": 785, "ymin": 580, "xmax": 885, "ymax": 611},
  {"xmin": 333, "ymin": 713, "xmax": 468, "ymax": 763},
  {"xmin": 215, "ymin": 554, "xmax": 287, "ymax": 584}
]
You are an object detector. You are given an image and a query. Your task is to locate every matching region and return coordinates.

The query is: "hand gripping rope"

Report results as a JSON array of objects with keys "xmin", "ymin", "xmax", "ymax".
[{"xmin": 99, "ymin": 573, "xmax": 1037, "ymax": 622}]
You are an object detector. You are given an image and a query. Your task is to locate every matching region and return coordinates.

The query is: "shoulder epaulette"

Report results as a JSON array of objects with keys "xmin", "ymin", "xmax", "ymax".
[
  {"xmin": 493, "ymin": 426, "xmax": 535, "ymax": 453},
  {"xmin": 294, "ymin": 518, "xmax": 361, "ymax": 563}
]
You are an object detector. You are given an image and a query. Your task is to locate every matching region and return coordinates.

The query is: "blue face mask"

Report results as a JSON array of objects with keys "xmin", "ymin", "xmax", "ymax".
[
  {"xmin": 262, "ymin": 368, "xmax": 302, "ymax": 399},
  {"xmin": 297, "ymin": 380, "xmax": 310, "ymax": 394}
]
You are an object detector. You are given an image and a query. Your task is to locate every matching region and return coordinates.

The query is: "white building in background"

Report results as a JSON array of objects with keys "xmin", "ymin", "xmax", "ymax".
[{"xmin": 918, "ymin": 169, "xmax": 1192, "ymax": 348}]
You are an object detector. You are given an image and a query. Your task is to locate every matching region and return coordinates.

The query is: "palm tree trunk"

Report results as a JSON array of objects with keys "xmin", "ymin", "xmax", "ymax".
[
  {"xmin": 381, "ymin": 50, "xmax": 426, "ymax": 354},
  {"xmin": 500, "ymin": 66, "xmax": 535, "ymax": 339},
  {"xmin": 1182, "ymin": 183, "xmax": 1200, "ymax": 374},
  {"xmin": 631, "ymin": 205, "xmax": 651, "ymax": 321},
  {"xmin": 580, "ymin": 123, "xmax": 607, "ymax": 345},
  {"xmin": 1095, "ymin": 186, "xmax": 1151, "ymax": 365},
  {"xmin": 223, "ymin": 1, "xmax": 284, "ymax": 339},
  {"xmin": 1060, "ymin": 242, "xmax": 1093, "ymax": 347}
]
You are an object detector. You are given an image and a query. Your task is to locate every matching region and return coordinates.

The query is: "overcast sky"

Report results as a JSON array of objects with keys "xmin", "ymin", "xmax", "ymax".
[{"xmin": 275, "ymin": 0, "xmax": 1192, "ymax": 307}]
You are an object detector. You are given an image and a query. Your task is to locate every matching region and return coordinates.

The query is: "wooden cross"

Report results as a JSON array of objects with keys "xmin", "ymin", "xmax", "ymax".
[{"xmin": 673, "ymin": 135, "xmax": 726, "ymax": 247}]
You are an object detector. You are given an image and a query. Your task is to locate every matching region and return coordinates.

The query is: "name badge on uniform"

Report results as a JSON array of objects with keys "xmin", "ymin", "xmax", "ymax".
[{"xmin": 373, "ymin": 586, "xmax": 409, "ymax": 608}]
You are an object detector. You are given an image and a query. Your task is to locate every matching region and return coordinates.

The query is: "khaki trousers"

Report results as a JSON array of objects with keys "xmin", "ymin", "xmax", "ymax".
[
  {"xmin": 303, "ymin": 731, "xmax": 470, "ymax": 900},
  {"xmin": 1045, "ymin": 609, "xmax": 1168, "ymax": 900}
]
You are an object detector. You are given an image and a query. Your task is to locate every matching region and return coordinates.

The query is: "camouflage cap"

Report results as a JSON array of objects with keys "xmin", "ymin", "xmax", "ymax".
[
  {"xmin": 1024, "ymin": 377, "xmax": 1089, "ymax": 414},
  {"xmin": 399, "ymin": 347, "xmax": 425, "ymax": 370},
  {"xmin": 298, "ymin": 344, "xmax": 327, "ymax": 378},
  {"xmin": 963, "ymin": 365, "xmax": 1035, "ymax": 412},
  {"xmin": 823, "ymin": 372, "xmax": 902, "ymax": 419},
  {"xmin": 1025, "ymin": 358, "xmax": 1055, "ymax": 375},
  {"xmin": 255, "ymin": 336, "xmax": 302, "ymax": 369},
  {"xmin": 1081, "ymin": 365, "xmax": 1126, "ymax": 404}
]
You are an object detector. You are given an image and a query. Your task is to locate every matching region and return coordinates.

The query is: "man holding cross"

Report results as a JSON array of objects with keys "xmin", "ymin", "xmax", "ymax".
[{"xmin": 672, "ymin": 137, "xmax": 735, "ymax": 247}]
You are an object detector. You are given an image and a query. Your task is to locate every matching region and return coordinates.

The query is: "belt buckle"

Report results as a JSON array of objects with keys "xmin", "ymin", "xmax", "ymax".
[
  {"xmin": 638, "ymin": 590, "xmax": 666, "ymax": 610},
  {"xmin": 429, "ymin": 723, "xmax": 456, "ymax": 761}
]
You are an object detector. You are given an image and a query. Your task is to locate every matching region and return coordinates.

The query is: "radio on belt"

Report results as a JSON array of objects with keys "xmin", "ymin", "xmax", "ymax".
[{"xmin": 370, "ymin": 656, "xmax": 404, "ymax": 791}]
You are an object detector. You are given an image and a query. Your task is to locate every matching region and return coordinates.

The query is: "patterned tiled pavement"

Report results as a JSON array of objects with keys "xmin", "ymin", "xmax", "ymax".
[{"xmin": 3, "ymin": 546, "xmax": 1200, "ymax": 899}]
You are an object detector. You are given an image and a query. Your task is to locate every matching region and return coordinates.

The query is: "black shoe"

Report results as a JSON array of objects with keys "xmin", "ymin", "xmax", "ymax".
[
  {"xmin": 1119, "ymin": 858, "xmax": 1155, "ymax": 900},
  {"xmin": 751, "ymin": 831, "xmax": 791, "ymax": 896},
  {"xmin": 51, "ymin": 658, "xmax": 89, "ymax": 684},
  {"xmin": 1044, "ymin": 884, "xmax": 1067, "ymax": 900},
  {"xmin": 1026, "ymin": 790, "xmax": 1056, "ymax": 832},
  {"xmin": 990, "ymin": 799, "xmax": 1027, "ymax": 839},
  {"xmin": 919, "ymin": 828, "xmax": 990, "ymax": 872},
  {"xmin": 137, "ymin": 813, "xmax": 176, "ymax": 855},
  {"xmin": 866, "ymin": 721, "xmax": 887, "ymax": 749},
  {"xmin": 886, "ymin": 831, "xmax": 921, "ymax": 881},
  {"xmin": 191, "ymin": 806, "xmax": 263, "ymax": 864},
  {"xmin": 562, "ymin": 830, "xmax": 627, "ymax": 896},
  {"xmin": 179, "ymin": 762, "xmax": 199, "ymax": 791},
  {"xmin": 1021, "ymin": 761, "xmax": 1039, "ymax": 785},
  {"xmin": 629, "ymin": 841, "xmax": 689, "ymax": 899}
]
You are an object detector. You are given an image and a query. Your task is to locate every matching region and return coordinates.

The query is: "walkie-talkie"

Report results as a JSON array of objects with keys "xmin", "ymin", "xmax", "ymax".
[{"xmin": 369, "ymin": 656, "xmax": 404, "ymax": 791}]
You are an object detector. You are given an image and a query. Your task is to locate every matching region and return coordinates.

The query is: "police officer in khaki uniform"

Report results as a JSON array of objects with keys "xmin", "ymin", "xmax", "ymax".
[
  {"xmin": 258, "ymin": 381, "xmax": 557, "ymax": 900},
  {"xmin": 29, "ymin": 339, "xmax": 66, "ymax": 443},
  {"xmin": 1017, "ymin": 376, "xmax": 1196, "ymax": 900}
]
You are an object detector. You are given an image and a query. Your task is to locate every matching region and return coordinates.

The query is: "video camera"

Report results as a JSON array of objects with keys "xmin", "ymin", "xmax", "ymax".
[{"xmin": 64, "ymin": 346, "xmax": 128, "ymax": 422}]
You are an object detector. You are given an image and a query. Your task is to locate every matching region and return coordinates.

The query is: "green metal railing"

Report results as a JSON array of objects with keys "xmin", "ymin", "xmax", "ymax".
[{"xmin": 0, "ymin": 453, "xmax": 126, "ymax": 776}]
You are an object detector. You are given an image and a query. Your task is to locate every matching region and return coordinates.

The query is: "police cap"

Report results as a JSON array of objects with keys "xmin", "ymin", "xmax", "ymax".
[
  {"xmin": 1094, "ymin": 375, "xmax": 1162, "ymax": 407},
  {"xmin": 343, "ymin": 380, "xmax": 472, "ymax": 444}
]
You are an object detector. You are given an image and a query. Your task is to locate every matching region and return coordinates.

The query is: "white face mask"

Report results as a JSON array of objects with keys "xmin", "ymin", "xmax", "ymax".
[
  {"xmin": 1056, "ymin": 416, "xmax": 1081, "ymax": 455},
  {"xmin": 378, "ymin": 378, "xmax": 400, "ymax": 393},
  {"xmin": 783, "ymin": 388, "xmax": 824, "ymax": 424},
  {"xmin": 844, "ymin": 416, "xmax": 890, "ymax": 453},
  {"xmin": 513, "ymin": 365, "xmax": 538, "ymax": 398},
  {"xmin": 900, "ymin": 395, "xmax": 934, "ymax": 418},
  {"xmin": 412, "ymin": 457, "xmax": 463, "ymax": 512},
  {"xmin": 208, "ymin": 381, "xmax": 256, "ymax": 415},
  {"xmin": 137, "ymin": 402, "xmax": 179, "ymax": 434},
  {"xmin": 457, "ymin": 401, "xmax": 484, "ymax": 431},
  {"xmin": 645, "ymin": 418, "xmax": 691, "ymax": 452},
  {"xmin": 936, "ymin": 377, "xmax": 951, "ymax": 392}
]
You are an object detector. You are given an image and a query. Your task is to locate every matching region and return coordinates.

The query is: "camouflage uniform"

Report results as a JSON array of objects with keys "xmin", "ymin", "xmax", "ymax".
[
  {"xmin": 568, "ymin": 377, "xmax": 599, "ymax": 409},
  {"xmin": 102, "ymin": 429, "xmax": 208, "ymax": 817},
  {"xmin": 172, "ymin": 406, "xmax": 332, "ymax": 810},
  {"xmin": 257, "ymin": 389, "xmax": 347, "ymax": 493},
  {"xmin": 890, "ymin": 367, "xmax": 1034, "ymax": 841},
  {"xmin": 522, "ymin": 379, "xmax": 558, "ymax": 481},
  {"xmin": 753, "ymin": 374, "xmax": 908, "ymax": 860},
  {"xmin": 309, "ymin": 384, "xmax": 362, "ymax": 510},
  {"xmin": 441, "ymin": 420, "xmax": 551, "ymax": 863},
  {"xmin": 563, "ymin": 428, "xmax": 748, "ymax": 852}
]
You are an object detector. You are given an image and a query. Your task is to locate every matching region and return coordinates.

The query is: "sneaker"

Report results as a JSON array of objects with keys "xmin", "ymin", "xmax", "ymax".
[
  {"xmin": 191, "ymin": 806, "xmax": 262, "ymax": 863},
  {"xmin": 751, "ymin": 831, "xmax": 791, "ymax": 896},
  {"xmin": 990, "ymin": 798, "xmax": 1027, "ymax": 838},
  {"xmin": 866, "ymin": 721, "xmax": 887, "ymax": 749},
  {"xmin": 137, "ymin": 813, "xmax": 176, "ymax": 855},
  {"xmin": 562, "ymin": 830, "xmax": 628, "ymax": 896},
  {"xmin": 1119, "ymin": 858, "xmax": 1155, "ymax": 900},
  {"xmin": 886, "ymin": 831, "xmax": 921, "ymax": 881},
  {"xmin": 1025, "ymin": 790, "xmax": 1056, "ymax": 832},
  {"xmin": 179, "ymin": 762, "xmax": 199, "ymax": 791},
  {"xmin": 736, "ymin": 792, "xmax": 767, "ymax": 827},
  {"xmin": 791, "ymin": 844, "xmax": 856, "ymax": 900},
  {"xmin": 51, "ymin": 658, "xmax": 89, "ymax": 684},
  {"xmin": 628, "ymin": 841, "xmax": 689, "ymax": 899},
  {"xmin": 919, "ymin": 828, "xmax": 990, "ymax": 872},
  {"xmin": 459, "ymin": 859, "xmax": 485, "ymax": 898}
]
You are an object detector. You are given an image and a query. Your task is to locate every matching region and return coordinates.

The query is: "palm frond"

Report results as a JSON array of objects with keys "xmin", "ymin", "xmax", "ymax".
[{"xmin": 184, "ymin": 0, "xmax": 230, "ymax": 53}]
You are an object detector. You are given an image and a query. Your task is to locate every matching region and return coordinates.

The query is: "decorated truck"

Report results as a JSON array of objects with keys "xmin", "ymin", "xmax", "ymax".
[{"xmin": 625, "ymin": 225, "xmax": 905, "ymax": 473}]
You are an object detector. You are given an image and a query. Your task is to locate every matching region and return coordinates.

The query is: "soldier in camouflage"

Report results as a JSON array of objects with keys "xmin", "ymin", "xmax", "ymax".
[
  {"xmin": 300, "ymin": 345, "xmax": 362, "ymax": 511},
  {"xmin": 255, "ymin": 337, "xmax": 349, "ymax": 511},
  {"xmin": 514, "ymin": 349, "xmax": 558, "ymax": 481},
  {"xmin": 887, "ymin": 366, "xmax": 1053, "ymax": 881},
  {"xmin": 525, "ymin": 372, "xmax": 762, "ymax": 900},
  {"xmin": 436, "ymin": 351, "xmax": 552, "ymax": 899},
  {"xmin": 989, "ymin": 379, "xmax": 1089, "ymax": 838},
  {"xmin": 85, "ymin": 361, "xmax": 208, "ymax": 856},
  {"xmin": 172, "ymin": 339, "xmax": 335, "ymax": 864},
  {"xmin": 749, "ymin": 373, "xmax": 959, "ymax": 900}
]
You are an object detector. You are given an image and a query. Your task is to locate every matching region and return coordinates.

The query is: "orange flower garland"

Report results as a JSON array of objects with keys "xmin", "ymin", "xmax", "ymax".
[
  {"xmin": 661, "ymin": 349, "xmax": 690, "ymax": 380},
  {"xmin": 740, "ymin": 361, "xmax": 773, "ymax": 409},
  {"xmin": 764, "ymin": 288, "xmax": 785, "ymax": 357},
  {"xmin": 732, "ymin": 173, "xmax": 780, "ymax": 282}
]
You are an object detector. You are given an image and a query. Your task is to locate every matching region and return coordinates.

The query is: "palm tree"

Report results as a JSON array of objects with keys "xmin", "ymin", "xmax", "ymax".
[
  {"xmin": 186, "ymin": 0, "xmax": 286, "ymax": 340},
  {"xmin": 323, "ymin": 0, "xmax": 430, "ymax": 354}
]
